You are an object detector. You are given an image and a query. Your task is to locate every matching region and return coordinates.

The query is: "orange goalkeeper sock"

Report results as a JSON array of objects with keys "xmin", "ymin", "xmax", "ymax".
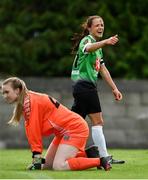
[{"xmin": 67, "ymin": 157, "xmax": 100, "ymax": 170}]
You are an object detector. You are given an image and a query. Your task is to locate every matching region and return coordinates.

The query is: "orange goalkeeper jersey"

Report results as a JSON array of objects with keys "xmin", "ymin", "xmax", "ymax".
[{"xmin": 23, "ymin": 91, "xmax": 89, "ymax": 153}]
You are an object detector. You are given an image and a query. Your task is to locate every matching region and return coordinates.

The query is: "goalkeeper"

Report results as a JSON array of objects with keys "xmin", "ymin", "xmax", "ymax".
[{"xmin": 1, "ymin": 77, "xmax": 111, "ymax": 171}]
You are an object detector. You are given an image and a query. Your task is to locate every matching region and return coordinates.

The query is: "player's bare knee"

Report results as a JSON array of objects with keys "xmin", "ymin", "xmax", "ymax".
[
  {"xmin": 42, "ymin": 163, "xmax": 52, "ymax": 170},
  {"xmin": 92, "ymin": 120, "xmax": 104, "ymax": 126},
  {"xmin": 52, "ymin": 161, "xmax": 66, "ymax": 170}
]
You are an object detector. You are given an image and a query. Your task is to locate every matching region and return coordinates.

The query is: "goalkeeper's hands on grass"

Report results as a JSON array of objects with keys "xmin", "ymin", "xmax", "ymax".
[{"xmin": 27, "ymin": 154, "xmax": 45, "ymax": 170}]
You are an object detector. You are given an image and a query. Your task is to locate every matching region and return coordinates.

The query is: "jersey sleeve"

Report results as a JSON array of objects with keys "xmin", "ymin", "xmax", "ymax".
[
  {"xmin": 79, "ymin": 37, "xmax": 92, "ymax": 54},
  {"xmin": 24, "ymin": 98, "xmax": 43, "ymax": 154}
]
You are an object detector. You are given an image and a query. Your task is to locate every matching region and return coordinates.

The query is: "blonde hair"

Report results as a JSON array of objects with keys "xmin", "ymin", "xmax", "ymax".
[{"xmin": 2, "ymin": 77, "xmax": 28, "ymax": 126}]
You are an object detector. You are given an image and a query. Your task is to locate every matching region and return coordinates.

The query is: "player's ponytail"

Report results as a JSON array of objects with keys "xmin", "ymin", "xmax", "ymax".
[{"xmin": 2, "ymin": 77, "xmax": 28, "ymax": 126}]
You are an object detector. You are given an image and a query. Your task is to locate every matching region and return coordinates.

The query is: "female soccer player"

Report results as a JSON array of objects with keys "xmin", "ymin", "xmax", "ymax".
[
  {"xmin": 71, "ymin": 15, "xmax": 124, "ymax": 164},
  {"xmin": 1, "ymin": 77, "xmax": 111, "ymax": 171}
]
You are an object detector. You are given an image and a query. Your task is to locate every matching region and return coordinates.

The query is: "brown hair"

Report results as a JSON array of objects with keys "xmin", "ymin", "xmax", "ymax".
[
  {"xmin": 2, "ymin": 77, "xmax": 28, "ymax": 125},
  {"xmin": 71, "ymin": 15, "xmax": 103, "ymax": 54}
]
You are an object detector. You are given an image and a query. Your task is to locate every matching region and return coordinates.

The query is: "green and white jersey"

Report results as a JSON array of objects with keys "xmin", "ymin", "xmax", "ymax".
[{"xmin": 71, "ymin": 35, "xmax": 104, "ymax": 85}]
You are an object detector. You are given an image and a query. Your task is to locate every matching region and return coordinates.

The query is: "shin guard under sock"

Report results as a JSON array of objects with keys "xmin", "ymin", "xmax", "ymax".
[{"xmin": 67, "ymin": 157, "xmax": 100, "ymax": 170}]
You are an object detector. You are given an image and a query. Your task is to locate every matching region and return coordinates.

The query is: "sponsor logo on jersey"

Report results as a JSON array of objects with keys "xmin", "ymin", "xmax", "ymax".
[{"xmin": 94, "ymin": 58, "xmax": 100, "ymax": 71}]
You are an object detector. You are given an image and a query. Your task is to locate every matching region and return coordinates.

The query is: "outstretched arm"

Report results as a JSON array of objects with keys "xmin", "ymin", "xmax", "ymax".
[{"xmin": 85, "ymin": 35, "xmax": 119, "ymax": 52}]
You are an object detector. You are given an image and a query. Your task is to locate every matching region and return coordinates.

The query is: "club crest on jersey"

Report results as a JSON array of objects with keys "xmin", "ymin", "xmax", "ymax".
[{"xmin": 63, "ymin": 135, "xmax": 70, "ymax": 141}]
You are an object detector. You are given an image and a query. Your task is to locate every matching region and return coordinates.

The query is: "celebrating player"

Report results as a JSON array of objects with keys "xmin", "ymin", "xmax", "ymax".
[{"xmin": 71, "ymin": 15, "xmax": 124, "ymax": 164}]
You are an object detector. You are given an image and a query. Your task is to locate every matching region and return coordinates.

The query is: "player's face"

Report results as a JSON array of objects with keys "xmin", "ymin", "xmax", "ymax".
[
  {"xmin": 88, "ymin": 17, "xmax": 104, "ymax": 40},
  {"xmin": 2, "ymin": 83, "xmax": 20, "ymax": 104}
]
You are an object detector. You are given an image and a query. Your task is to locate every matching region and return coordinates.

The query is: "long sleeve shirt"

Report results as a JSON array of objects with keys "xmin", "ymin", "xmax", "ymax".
[{"xmin": 23, "ymin": 91, "xmax": 88, "ymax": 153}]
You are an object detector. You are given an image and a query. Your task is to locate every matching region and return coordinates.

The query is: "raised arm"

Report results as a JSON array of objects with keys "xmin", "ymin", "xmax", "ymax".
[{"xmin": 85, "ymin": 35, "xmax": 119, "ymax": 52}]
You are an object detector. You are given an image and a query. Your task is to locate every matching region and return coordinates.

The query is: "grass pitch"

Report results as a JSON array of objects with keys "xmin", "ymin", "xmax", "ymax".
[{"xmin": 0, "ymin": 149, "xmax": 148, "ymax": 179}]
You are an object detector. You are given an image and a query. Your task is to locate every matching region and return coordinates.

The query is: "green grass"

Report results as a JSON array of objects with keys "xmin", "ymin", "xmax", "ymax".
[{"xmin": 0, "ymin": 149, "xmax": 148, "ymax": 179}]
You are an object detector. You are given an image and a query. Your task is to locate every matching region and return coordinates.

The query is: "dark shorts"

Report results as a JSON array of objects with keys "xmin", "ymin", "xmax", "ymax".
[{"xmin": 71, "ymin": 90, "xmax": 102, "ymax": 119}]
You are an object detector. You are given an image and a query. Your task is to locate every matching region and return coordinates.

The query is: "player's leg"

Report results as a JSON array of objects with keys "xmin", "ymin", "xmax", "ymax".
[
  {"xmin": 52, "ymin": 133, "xmax": 111, "ymax": 171},
  {"xmin": 83, "ymin": 90, "xmax": 109, "ymax": 158},
  {"xmin": 53, "ymin": 143, "xmax": 111, "ymax": 171},
  {"xmin": 88, "ymin": 91, "xmax": 125, "ymax": 164},
  {"xmin": 42, "ymin": 137, "xmax": 61, "ymax": 169},
  {"xmin": 89, "ymin": 113, "xmax": 125, "ymax": 164},
  {"xmin": 52, "ymin": 143, "xmax": 78, "ymax": 170},
  {"xmin": 89, "ymin": 112, "xmax": 109, "ymax": 158},
  {"xmin": 71, "ymin": 90, "xmax": 109, "ymax": 158}
]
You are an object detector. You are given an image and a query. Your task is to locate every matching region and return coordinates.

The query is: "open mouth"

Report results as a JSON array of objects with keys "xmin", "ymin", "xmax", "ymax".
[{"xmin": 97, "ymin": 32, "xmax": 103, "ymax": 36}]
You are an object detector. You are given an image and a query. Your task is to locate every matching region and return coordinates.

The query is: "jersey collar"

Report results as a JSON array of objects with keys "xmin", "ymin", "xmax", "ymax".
[{"xmin": 88, "ymin": 35, "xmax": 96, "ymax": 42}]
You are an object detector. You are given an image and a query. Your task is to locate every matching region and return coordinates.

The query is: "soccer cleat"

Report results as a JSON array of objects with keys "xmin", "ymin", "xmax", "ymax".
[
  {"xmin": 111, "ymin": 158, "xmax": 125, "ymax": 164},
  {"xmin": 100, "ymin": 157, "xmax": 112, "ymax": 171},
  {"xmin": 85, "ymin": 145, "xmax": 100, "ymax": 158},
  {"xmin": 106, "ymin": 155, "xmax": 125, "ymax": 164},
  {"xmin": 97, "ymin": 166, "xmax": 103, "ymax": 170}
]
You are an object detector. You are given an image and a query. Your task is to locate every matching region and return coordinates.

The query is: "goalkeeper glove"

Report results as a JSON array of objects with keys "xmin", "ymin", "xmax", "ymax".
[{"xmin": 27, "ymin": 154, "xmax": 45, "ymax": 170}]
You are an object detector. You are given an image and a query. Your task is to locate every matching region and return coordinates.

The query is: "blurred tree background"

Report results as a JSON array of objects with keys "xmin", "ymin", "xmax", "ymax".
[{"xmin": 0, "ymin": 0, "xmax": 147, "ymax": 79}]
